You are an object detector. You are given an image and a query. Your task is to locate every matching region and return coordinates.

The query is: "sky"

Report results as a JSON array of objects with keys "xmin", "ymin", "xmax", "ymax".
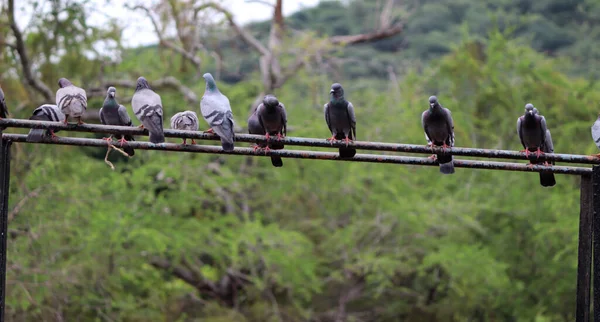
[{"xmin": 15, "ymin": 0, "xmax": 321, "ymax": 48}]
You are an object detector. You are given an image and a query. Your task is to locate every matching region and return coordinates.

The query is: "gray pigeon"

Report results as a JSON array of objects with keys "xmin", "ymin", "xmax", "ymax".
[
  {"xmin": 170, "ymin": 111, "xmax": 199, "ymax": 145},
  {"xmin": 591, "ymin": 113, "xmax": 600, "ymax": 156},
  {"xmin": 27, "ymin": 104, "xmax": 65, "ymax": 142},
  {"xmin": 254, "ymin": 95, "xmax": 287, "ymax": 167},
  {"xmin": 56, "ymin": 78, "xmax": 87, "ymax": 124},
  {"xmin": 421, "ymin": 96, "xmax": 455, "ymax": 174},
  {"xmin": 0, "ymin": 85, "xmax": 9, "ymax": 118},
  {"xmin": 131, "ymin": 77, "xmax": 165, "ymax": 144},
  {"xmin": 324, "ymin": 83, "xmax": 356, "ymax": 158},
  {"xmin": 200, "ymin": 73, "xmax": 235, "ymax": 151},
  {"xmin": 517, "ymin": 103, "xmax": 556, "ymax": 187},
  {"xmin": 99, "ymin": 87, "xmax": 135, "ymax": 156}
]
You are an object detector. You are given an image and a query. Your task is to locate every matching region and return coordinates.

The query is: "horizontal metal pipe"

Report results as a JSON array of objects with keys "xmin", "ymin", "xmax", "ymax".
[
  {"xmin": 2, "ymin": 133, "xmax": 591, "ymax": 175},
  {"xmin": 1, "ymin": 118, "xmax": 597, "ymax": 165}
]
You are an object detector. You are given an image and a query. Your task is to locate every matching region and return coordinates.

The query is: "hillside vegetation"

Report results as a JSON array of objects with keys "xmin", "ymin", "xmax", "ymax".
[{"xmin": 1, "ymin": 0, "xmax": 599, "ymax": 321}]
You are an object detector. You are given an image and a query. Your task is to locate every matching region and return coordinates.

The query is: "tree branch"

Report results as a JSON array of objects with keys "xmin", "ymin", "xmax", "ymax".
[
  {"xmin": 195, "ymin": 2, "xmax": 269, "ymax": 56},
  {"xmin": 129, "ymin": 4, "xmax": 202, "ymax": 71},
  {"xmin": 329, "ymin": 23, "xmax": 404, "ymax": 45},
  {"xmin": 7, "ymin": 0, "xmax": 54, "ymax": 101},
  {"xmin": 87, "ymin": 76, "xmax": 199, "ymax": 106}
]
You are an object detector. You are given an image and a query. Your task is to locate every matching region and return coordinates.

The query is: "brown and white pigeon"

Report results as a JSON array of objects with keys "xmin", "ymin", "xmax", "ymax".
[
  {"xmin": 170, "ymin": 111, "xmax": 199, "ymax": 145},
  {"xmin": 324, "ymin": 83, "xmax": 356, "ymax": 158},
  {"xmin": 421, "ymin": 96, "xmax": 455, "ymax": 174},
  {"xmin": 517, "ymin": 103, "xmax": 556, "ymax": 187},
  {"xmin": 26, "ymin": 104, "xmax": 65, "ymax": 142},
  {"xmin": 56, "ymin": 78, "xmax": 87, "ymax": 124}
]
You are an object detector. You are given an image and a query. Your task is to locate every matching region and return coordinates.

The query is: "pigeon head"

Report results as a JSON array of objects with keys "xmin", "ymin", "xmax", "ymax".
[
  {"xmin": 263, "ymin": 95, "xmax": 279, "ymax": 109},
  {"xmin": 329, "ymin": 83, "xmax": 344, "ymax": 101},
  {"xmin": 428, "ymin": 96, "xmax": 439, "ymax": 109},
  {"xmin": 107, "ymin": 86, "xmax": 116, "ymax": 98},
  {"xmin": 533, "ymin": 107, "xmax": 539, "ymax": 115},
  {"xmin": 203, "ymin": 73, "xmax": 218, "ymax": 92},
  {"xmin": 135, "ymin": 77, "xmax": 151, "ymax": 91},
  {"xmin": 58, "ymin": 78, "xmax": 73, "ymax": 88},
  {"xmin": 524, "ymin": 103, "xmax": 535, "ymax": 116}
]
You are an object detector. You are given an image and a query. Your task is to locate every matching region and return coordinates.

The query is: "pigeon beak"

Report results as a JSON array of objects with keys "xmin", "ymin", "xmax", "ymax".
[
  {"xmin": 430, "ymin": 103, "xmax": 435, "ymax": 108},
  {"xmin": 330, "ymin": 89, "xmax": 334, "ymax": 94},
  {"xmin": 109, "ymin": 92, "xmax": 115, "ymax": 98}
]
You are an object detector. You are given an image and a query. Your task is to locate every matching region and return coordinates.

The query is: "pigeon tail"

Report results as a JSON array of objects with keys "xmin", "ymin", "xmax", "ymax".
[
  {"xmin": 149, "ymin": 131, "xmax": 165, "ymax": 144},
  {"xmin": 436, "ymin": 153, "xmax": 454, "ymax": 174},
  {"xmin": 122, "ymin": 144, "xmax": 135, "ymax": 157},
  {"xmin": 213, "ymin": 119, "xmax": 235, "ymax": 151},
  {"xmin": 539, "ymin": 172, "xmax": 556, "ymax": 187},
  {"xmin": 439, "ymin": 161, "xmax": 455, "ymax": 174},
  {"xmin": 145, "ymin": 113, "xmax": 164, "ymax": 143},
  {"xmin": 339, "ymin": 147, "xmax": 356, "ymax": 158},
  {"xmin": 26, "ymin": 129, "xmax": 46, "ymax": 143},
  {"xmin": 270, "ymin": 156, "xmax": 283, "ymax": 167}
]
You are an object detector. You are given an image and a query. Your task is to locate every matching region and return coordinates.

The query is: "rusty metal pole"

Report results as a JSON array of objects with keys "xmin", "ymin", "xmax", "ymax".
[
  {"xmin": 577, "ymin": 174, "xmax": 593, "ymax": 322},
  {"xmin": 593, "ymin": 166, "xmax": 600, "ymax": 322},
  {"xmin": 0, "ymin": 138, "xmax": 12, "ymax": 322}
]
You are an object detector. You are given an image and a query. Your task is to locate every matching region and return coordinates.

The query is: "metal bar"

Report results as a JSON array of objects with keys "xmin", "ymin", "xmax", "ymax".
[
  {"xmin": 1, "ymin": 133, "xmax": 591, "ymax": 175},
  {"xmin": 594, "ymin": 166, "xmax": 600, "ymax": 322},
  {"xmin": 0, "ymin": 118, "xmax": 597, "ymax": 165},
  {"xmin": 577, "ymin": 175, "xmax": 593, "ymax": 322},
  {"xmin": 0, "ymin": 139, "xmax": 11, "ymax": 322}
]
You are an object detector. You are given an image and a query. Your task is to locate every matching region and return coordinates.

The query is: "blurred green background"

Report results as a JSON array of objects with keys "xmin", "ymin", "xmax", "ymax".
[{"xmin": 2, "ymin": 0, "xmax": 600, "ymax": 321}]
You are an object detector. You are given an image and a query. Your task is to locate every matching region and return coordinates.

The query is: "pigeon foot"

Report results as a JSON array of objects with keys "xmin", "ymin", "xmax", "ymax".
[
  {"xmin": 327, "ymin": 135, "xmax": 337, "ymax": 144},
  {"xmin": 442, "ymin": 143, "xmax": 451, "ymax": 152},
  {"xmin": 264, "ymin": 146, "xmax": 271, "ymax": 155},
  {"xmin": 182, "ymin": 138, "xmax": 187, "ymax": 145},
  {"xmin": 117, "ymin": 137, "xmax": 129, "ymax": 146},
  {"xmin": 102, "ymin": 136, "xmax": 113, "ymax": 143},
  {"xmin": 204, "ymin": 128, "xmax": 214, "ymax": 134},
  {"xmin": 344, "ymin": 136, "xmax": 352, "ymax": 147},
  {"xmin": 50, "ymin": 130, "xmax": 59, "ymax": 140},
  {"xmin": 191, "ymin": 139, "xmax": 197, "ymax": 144},
  {"xmin": 276, "ymin": 133, "xmax": 284, "ymax": 141},
  {"xmin": 543, "ymin": 161, "xmax": 551, "ymax": 167},
  {"xmin": 77, "ymin": 117, "xmax": 85, "ymax": 125},
  {"xmin": 428, "ymin": 154, "xmax": 437, "ymax": 160},
  {"xmin": 265, "ymin": 133, "xmax": 271, "ymax": 142},
  {"xmin": 138, "ymin": 124, "xmax": 145, "ymax": 129},
  {"xmin": 252, "ymin": 144, "xmax": 261, "ymax": 152},
  {"xmin": 520, "ymin": 148, "xmax": 530, "ymax": 158},
  {"xmin": 535, "ymin": 148, "xmax": 543, "ymax": 159}
]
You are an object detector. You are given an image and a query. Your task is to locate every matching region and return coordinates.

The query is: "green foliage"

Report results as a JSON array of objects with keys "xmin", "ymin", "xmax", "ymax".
[{"xmin": 3, "ymin": 1, "xmax": 600, "ymax": 321}]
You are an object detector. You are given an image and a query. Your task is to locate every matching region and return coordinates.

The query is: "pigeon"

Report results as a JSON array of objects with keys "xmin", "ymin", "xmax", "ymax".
[
  {"xmin": 131, "ymin": 77, "xmax": 165, "ymax": 144},
  {"xmin": 56, "ymin": 78, "xmax": 87, "ymax": 124},
  {"xmin": 591, "ymin": 113, "xmax": 600, "ymax": 157},
  {"xmin": 0, "ymin": 85, "xmax": 9, "ymax": 118},
  {"xmin": 248, "ymin": 109, "xmax": 279, "ymax": 166},
  {"xmin": 99, "ymin": 87, "xmax": 135, "ymax": 156},
  {"xmin": 324, "ymin": 83, "xmax": 356, "ymax": 158},
  {"xmin": 170, "ymin": 111, "xmax": 199, "ymax": 145},
  {"xmin": 421, "ymin": 96, "xmax": 455, "ymax": 174},
  {"xmin": 26, "ymin": 104, "xmax": 65, "ymax": 142},
  {"xmin": 254, "ymin": 95, "xmax": 287, "ymax": 167},
  {"xmin": 517, "ymin": 103, "xmax": 556, "ymax": 187},
  {"xmin": 200, "ymin": 73, "xmax": 235, "ymax": 151}
]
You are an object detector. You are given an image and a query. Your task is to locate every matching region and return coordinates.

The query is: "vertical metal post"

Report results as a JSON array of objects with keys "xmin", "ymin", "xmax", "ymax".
[
  {"xmin": 594, "ymin": 166, "xmax": 600, "ymax": 322},
  {"xmin": 0, "ymin": 138, "xmax": 11, "ymax": 322},
  {"xmin": 578, "ymin": 174, "xmax": 593, "ymax": 322}
]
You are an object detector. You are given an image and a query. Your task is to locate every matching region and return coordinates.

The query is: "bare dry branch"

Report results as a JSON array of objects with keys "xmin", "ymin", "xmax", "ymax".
[
  {"xmin": 7, "ymin": 0, "xmax": 53, "ymax": 101},
  {"xmin": 129, "ymin": 4, "xmax": 202, "ymax": 71},
  {"xmin": 87, "ymin": 76, "xmax": 199, "ymax": 106},
  {"xmin": 195, "ymin": 2, "xmax": 269, "ymax": 56},
  {"xmin": 329, "ymin": 23, "xmax": 404, "ymax": 45}
]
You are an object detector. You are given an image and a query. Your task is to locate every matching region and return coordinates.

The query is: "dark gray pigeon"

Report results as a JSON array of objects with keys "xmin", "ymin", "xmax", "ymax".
[
  {"xmin": 27, "ymin": 104, "xmax": 65, "ymax": 142},
  {"xmin": 131, "ymin": 77, "xmax": 165, "ymax": 143},
  {"xmin": 591, "ymin": 113, "xmax": 600, "ymax": 156},
  {"xmin": 254, "ymin": 95, "xmax": 287, "ymax": 167},
  {"xmin": 421, "ymin": 96, "xmax": 455, "ymax": 174},
  {"xmin": 517, "ymin": 103, "xmax": 556, "ymax": 187},
  {"xmin": 56, "ymin": 78, "xmax": 87, "ymax": 124},
  {"xmin": 170, "ymin": 111, "xmax": 199, "ymax": 145},
  {"xmin": 200, "ymin": 73, "xmax": 235, "ymax": 151},
  {"xmin": 248, "ymin": 109, "xmax": 281, "ymax": 167},
  {"xmin": 324, "ymin": 83, "xmax": 356, "ymax": 158},
  {"xmin": 100, "ymin": 87, "xmax": 135, "ymax": 156},
  {"xmin": 0, "ymin": 85, "xmax": 9, "ymax": 118}
]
